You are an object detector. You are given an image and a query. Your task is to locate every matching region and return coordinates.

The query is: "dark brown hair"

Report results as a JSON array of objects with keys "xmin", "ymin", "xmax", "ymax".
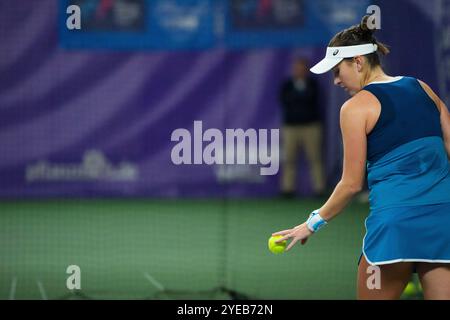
[{"xmin": 329, "ymin": 15, "xmax": 390, "ymax": 69}]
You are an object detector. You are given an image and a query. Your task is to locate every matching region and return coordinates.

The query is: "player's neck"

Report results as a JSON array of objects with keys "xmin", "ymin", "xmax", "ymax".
[{"xmin": 363, "ymin": 68, "xmax": 391, "ymax": 86}]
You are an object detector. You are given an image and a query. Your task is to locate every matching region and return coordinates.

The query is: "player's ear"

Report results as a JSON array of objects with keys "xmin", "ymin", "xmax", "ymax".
[{"xmin": 354, "ymin": 56, "xmax": 364, "ymax": 72}]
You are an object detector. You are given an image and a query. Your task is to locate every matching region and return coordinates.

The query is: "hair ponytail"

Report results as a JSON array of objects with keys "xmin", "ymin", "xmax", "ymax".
[{"xmin": 329, "ymin": 15, "xmax": 390, "ymax": 67}]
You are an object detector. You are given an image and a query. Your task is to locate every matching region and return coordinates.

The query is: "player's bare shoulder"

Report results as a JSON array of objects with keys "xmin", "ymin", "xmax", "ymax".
[
  {"xmin": 340, "ymin": 90, "xmax": 379, "ymax": 116},
  {"xmin": 340, "ymin": 90, "xmax": 381, "ymax": 134}
]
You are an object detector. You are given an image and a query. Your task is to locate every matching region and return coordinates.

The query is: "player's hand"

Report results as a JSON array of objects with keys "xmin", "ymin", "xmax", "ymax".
[{"xmin": 271, "ymin": 223, "xmax": 313, "ymax": 251}]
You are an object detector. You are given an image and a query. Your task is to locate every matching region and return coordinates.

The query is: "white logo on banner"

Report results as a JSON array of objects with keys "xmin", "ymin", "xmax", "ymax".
[{"xmin": 26, "ymin": 150, "xmax": 138, "ymax": 182}]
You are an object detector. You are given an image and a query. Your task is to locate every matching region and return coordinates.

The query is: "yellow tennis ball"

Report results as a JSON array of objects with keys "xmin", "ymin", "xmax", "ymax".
[
  {"xmin": 403, "ymin": 282, "xmax": 417, "ymax": 296},
  {"xmin": 268, "ymin": 235, "xmax": 287, "ymax": 254}
]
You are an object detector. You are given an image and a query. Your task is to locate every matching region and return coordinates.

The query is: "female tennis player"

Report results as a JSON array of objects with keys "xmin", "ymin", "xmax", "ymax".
[{"xmin": 272, "ymin": 16, "xmax": 450, "ymax": 300}]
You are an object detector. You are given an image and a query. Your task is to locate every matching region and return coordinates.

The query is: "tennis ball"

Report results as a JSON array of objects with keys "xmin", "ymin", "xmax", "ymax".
[
  {"xmin": 403, "ymin": 282, "xmax": 417, "ymax": 296},
  {"xmin": 268, "ymin": 235, "xmax": 287, "ymax": 254}
]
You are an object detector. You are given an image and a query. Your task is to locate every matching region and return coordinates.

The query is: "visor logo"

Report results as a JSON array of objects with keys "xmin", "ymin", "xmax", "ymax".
[{"xmin": 333, "ymin": 49, "xmax": 339, "ymax": 56}]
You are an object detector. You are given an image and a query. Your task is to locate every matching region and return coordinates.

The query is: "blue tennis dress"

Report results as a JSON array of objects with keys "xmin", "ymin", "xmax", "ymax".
[{"xmin": 361, "ymin": 76, "xmax": 450, "ymax": 266}]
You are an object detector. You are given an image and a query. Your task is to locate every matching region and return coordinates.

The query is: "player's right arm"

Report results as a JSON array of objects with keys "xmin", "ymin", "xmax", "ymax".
[
  {"xmin": 418, "ymin": 80, "xmax": 450, "ymax": 160},
  {"xmin": 316, "ymin": 92, "xmax": 369, "ymax": 222},
  {"xmin": 272, "ymin": 92, "xmax": 373, "ymax": 250}
]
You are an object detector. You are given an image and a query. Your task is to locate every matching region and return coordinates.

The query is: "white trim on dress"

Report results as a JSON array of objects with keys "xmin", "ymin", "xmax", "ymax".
[
  {"xmin": 366, "ymin": 76, "xmax": 404, "ymax": 85},
  {"xmin": 361, "ymin": 216, "xmax": 450, "ymax": 266}
]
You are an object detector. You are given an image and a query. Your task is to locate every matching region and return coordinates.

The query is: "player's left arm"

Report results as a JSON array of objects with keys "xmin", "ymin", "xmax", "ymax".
[{"xmin": 317, "ymin": 94, "xmax": 368, "ymax": 222}]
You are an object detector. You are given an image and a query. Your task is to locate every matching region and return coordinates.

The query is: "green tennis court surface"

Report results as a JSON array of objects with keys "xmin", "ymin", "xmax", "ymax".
[{"xmin": 0, "ymin": 199, "xmax": 370, "ymax": 299}]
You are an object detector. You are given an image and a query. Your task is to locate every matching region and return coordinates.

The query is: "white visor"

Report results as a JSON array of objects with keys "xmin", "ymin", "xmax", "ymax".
[{"xmin": 310, "ymin": 43, "xmax": 378, "ymax": 74}]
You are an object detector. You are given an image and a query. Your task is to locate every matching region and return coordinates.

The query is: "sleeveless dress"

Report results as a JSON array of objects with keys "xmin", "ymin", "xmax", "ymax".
[{"xmin": 359, "ymin": 76, "xmax": 450, "ymax": 265}]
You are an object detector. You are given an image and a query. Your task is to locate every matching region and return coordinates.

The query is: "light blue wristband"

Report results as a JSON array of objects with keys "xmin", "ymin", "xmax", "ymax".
[{"xmin": 306, "ymin": 209, "xmax": 328, "ymax": 233}]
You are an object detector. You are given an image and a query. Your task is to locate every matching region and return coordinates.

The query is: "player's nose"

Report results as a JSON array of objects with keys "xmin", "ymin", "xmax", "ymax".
[{"xmin": 334, "ymin": 77, "xmax": 341, "ymax": 86}]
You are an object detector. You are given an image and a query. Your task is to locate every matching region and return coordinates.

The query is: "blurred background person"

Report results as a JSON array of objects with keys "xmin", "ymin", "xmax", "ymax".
[{"xmin": 279, "ymin": 57, "xmax": 325, "ymax": 198}]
